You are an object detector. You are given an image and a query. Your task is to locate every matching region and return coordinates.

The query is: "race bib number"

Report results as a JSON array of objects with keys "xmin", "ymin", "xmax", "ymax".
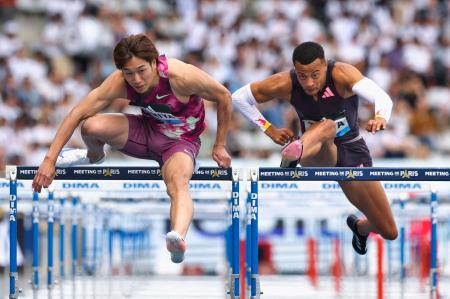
[
  {"xmin": 334, "ymin": 115, "xmax": 350, "ymax": 137},
  {"xmin": 302, "ymin": 116, "xmax": 350, "ymax": 137}
]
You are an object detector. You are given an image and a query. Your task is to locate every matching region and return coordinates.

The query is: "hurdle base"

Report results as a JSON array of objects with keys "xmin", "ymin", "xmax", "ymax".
[
  {"xmin": 9, "ymin": 272, "xmax": 20, "ymax": 299},
  {"xmin": 228, "ymin": 273, "xmax": 240, "ymax": 299},
  {"xmin": 250, "ymin": 274, "xmax": 262, "ymax": 299},
  {"xmin": 31, "ymin": 267, "xmax": 39, "ymax": 290}
]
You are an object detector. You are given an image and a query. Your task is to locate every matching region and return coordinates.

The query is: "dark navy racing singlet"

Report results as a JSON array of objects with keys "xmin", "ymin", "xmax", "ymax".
[{"xmin": 289, "ymin": 60, "xmax": 360, "ymax": 143}]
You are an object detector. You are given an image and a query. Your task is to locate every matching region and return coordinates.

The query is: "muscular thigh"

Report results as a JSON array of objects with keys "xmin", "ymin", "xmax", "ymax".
[
  {"xmin": 82, "ymin": 113, "xmax": 129, "ymax": 149},
  {"xmin": 339, "ymin": 180, "xmax": 386, "ymax": 205},
  {"xmin": 162, "ymin": 152, "xmax": 194, "ymax": 187},
  {"xmin": 339, "ymin": 180, "xmax": 395, "ymax": 228},
  {"xmin": 301, "ymin": 141, "xmax": 337, "ymax": 167}
]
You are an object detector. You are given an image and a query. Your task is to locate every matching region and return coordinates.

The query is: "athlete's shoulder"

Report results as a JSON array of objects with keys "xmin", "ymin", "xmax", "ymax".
[
  {"xmin": 96, "ymin": 70, "xmax": 124, "ymax": 89},
  {"xmin": 96, "ymin": 70, "xmax": 127, "ymax": 99},
  {"xmin": 167, "ymin": 58, "xmax": 189, "ymax": 71},
  {"xmin": 167, "ymin": 58, "xmax": 196, "ymax": 79},
  {"xmin": 271, "ymin": 70, "xmax": 292, "ymax": 81},
  {"xmin": 166, "ymin": 58, "xmax": 212, "ymax": 98},
  {"xmin": 332, "ymin": 61, "xmax": 354, "ymax": 74},
  {"xmin": 331, "ymin": 61, "xmax": 363, "ymax": 88},
  {"xmin": 108, "ymin": 69, "xmax": 125, "ymax": 82},
  {"xmin": 256, "ymin": 71, "xmax": 291, "ymax": 89},
  {"xmin": 332, "ymin": 62, "xmax": 362, "ymax": 77},
  {"xmin": 252, "ymin": 71, "xmax": 292, "ymax": 102},
  {"xmin": 167, "ymin": 57, "xmax": 185, "ymax": 66}
]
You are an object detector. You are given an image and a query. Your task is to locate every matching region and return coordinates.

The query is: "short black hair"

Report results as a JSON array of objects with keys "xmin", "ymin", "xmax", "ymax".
[{"xmin": 292, "ymin": 42, "xmax": 325, "ymax": 65}]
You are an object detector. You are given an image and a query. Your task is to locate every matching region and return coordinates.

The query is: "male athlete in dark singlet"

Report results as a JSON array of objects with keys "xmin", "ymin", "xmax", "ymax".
[
  {"xmin": 232, "ymin": 41, "xmax": 397, "ymax": 254},
  {"xmin": 32, "ymin": 34, "xmax": 232, "ymax": 263}
]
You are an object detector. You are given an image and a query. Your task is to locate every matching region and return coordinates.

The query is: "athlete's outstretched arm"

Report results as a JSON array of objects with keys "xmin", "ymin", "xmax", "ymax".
[
  {"xmin": 333, "ymin": 63, "xmax": 393, "ymax": 133},
  {"xmin": 169, "ymin": 59, "xmax": 232, "ymax": 168},
  {"xmin": 32, "ymin": 71, "xmax": 126, "ymax": 192},
  {"xmin": 232, "ymin": 72, "xmax": 294, "ymax": 145}
]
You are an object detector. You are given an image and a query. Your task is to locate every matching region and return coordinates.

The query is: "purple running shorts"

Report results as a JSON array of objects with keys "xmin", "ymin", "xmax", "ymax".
[{"xmin": 119, "ymin": 114, "xmax": 201, "ymax": 166}]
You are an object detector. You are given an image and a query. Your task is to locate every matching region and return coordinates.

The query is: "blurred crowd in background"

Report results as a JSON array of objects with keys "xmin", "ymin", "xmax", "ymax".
[{"xmin": 0, "ymin": 0, "xmax": 449, "ymax": 170}]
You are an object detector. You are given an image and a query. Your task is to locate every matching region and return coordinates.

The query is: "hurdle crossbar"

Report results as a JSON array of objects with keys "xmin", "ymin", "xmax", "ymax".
[{"xmin": 258, "ymin": 167, "xmax": 450, "ymax": 181}]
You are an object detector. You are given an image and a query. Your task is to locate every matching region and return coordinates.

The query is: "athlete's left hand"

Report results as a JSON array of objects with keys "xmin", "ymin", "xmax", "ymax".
[
  {"xmin": 212, "ymin": 144, "xmax": 231, "ymax": 168},
  {"xmin": 366, "ymin": 116, "xmax": 387, "ymax": 134}
]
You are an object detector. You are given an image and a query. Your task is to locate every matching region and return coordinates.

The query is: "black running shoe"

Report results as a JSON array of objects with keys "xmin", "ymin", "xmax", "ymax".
[
  {"xmin": 280, "ymin": 159, "xmax": 298, "ymax": 168},
  {"xmin": 347, "ymin": 214, "xmax": 368, "ymax": 255}
]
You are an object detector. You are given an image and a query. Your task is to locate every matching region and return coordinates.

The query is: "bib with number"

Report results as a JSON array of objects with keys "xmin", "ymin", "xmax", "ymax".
[{"xmin": 302, "ymin": 114, "xmax": 350, "ymax": 137}]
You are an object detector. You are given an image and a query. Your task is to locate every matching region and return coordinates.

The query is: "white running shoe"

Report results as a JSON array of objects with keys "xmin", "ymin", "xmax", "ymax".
[
  {"xmin": 56, "ymin": 148, "xmax": 105, "ymax": 167},
  {"xmin": 166, "ymin": 231, "xmax": 186, "ymax": 263}
]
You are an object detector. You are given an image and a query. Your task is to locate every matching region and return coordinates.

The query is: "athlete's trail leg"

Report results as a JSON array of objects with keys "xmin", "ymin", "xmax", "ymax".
[
  {"xmin": 339, "ymin": 181, "xmax": 398, "ymax": 240},
  {"xmin": 80, "ymin": 113, "xmax": 129, "ymax": 162}
]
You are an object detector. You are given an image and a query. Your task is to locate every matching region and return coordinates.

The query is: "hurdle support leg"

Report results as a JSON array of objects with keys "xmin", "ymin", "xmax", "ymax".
[
  {"xmin": 250, "ymin": 168, "xmax": 261, "ymax": 299},
  {"xmin": 108, "ymin": 228, "xmax": 113, "ymax": 275},
  {"xmin": 332, "ymin": 238, "xmax": 342, "ymax": 294},
  {"xmin": 225, "ymin": 199, "xmax": 232, "ymax": 293},
  {"xmin": 8, "ymin": 166, "xmax": 20, "ymax": 299},
  {"xmin": 82, "ymin": 204, "xmax": 88, "ymax": 275},
  {"xmin": 47, "ymin": 186, "xmax": 55, "ymax": 289},
  {"xmin": 32, "ymin": 192, "xmax": 39, "ymax": 289},
  {"xmin": 430, "ymin": 190, "xmax": 438, "ymax": 299},
  {"xmin": 60, "ymin": 197, "xmax": 66, "ymax": 279},
  {"xmin": 229, "ymin": 168, "xmax": 241, "ymax": 298},
  {"xmin": 399, "ymin": 198, "xmax": 406, "ymax": 283},
  {"xmin": 377, "ymin": 236, "xmax": 384, "ymax": 299},
  {"xmin": 71, "ymin": 196, "xmax": 79, "ymax": 278},
  {"xmin": 93, "ymin": 206, "xmax": 98, "ymax": 275},
  {"xmin": 246, "ymin": 193, "xmax": 251, "ymax": 297}
]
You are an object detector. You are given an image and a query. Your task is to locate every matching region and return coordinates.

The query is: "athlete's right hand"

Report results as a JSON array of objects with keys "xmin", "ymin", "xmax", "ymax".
[
  {"xmin": 32, "ymin": 157, "xmax": 56, "ymax": 193},
  {"xmin": 265, "ymin": 126, "xmax": 294, "ymax": 146},
  {"xmin": 366, "ymin": 116, "xmax": 387, "ymax": 134}
]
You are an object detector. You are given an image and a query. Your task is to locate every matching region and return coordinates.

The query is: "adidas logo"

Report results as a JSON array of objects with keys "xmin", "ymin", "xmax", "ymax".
[{"xmin": 321, "ymin": 87, "xmax": 334, "ymax": 99}]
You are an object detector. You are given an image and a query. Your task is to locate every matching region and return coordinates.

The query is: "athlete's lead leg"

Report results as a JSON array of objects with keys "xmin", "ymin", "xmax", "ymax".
[{"xmin": 162, "ymin": 152, "xmax": 195, "ymax": 263}]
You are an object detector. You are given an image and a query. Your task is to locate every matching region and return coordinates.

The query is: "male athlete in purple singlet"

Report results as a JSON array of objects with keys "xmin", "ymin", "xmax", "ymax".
[
  {"xmin": 32, "ymin": 34, "xmax": 232, "ymax": 263},
  {"xmin": 232, "ymin": 41, "xmax": 397, "ymax": 255}
]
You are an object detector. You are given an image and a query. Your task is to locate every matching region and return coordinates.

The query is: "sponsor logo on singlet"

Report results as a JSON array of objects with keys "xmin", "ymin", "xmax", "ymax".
[
  {"xmin": 156, "ymin": 93, "xmax": 170, "ymax": 100},
  {"xmin": 321, "ymin": 87, "xmax": 335, "ymax": 99}
]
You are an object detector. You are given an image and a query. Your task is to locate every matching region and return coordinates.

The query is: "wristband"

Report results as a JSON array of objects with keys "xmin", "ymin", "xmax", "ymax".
[{"xmin": 257, "ymin": 118, "xmax": 272, "ymax": 131}]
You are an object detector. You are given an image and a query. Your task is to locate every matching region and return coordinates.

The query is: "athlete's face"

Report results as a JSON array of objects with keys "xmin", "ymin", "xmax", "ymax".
[
  {"xmin": 293, "ymin": 58, "xmax": 327, "ymax": 96},
  {"xmin": 122, "ymin": 56, "xmax": 157, "ymax": 93}
]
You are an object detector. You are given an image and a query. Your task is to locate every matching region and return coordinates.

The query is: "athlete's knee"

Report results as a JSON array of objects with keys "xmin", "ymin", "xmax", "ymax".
[
  {"xmin": 81, "ymin": 116, "xmax": 104, "ymax": 137},
  {"xmin": 165, "ymin": 174, "xmax": 190, "ymax": 198},
  {"xmin": 319, "ymin": 119, "xmax": 336, "ymax": 140},
  {"xmin": 380, "ymin": 225, "xmax": 398, "ymax": 240}
]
